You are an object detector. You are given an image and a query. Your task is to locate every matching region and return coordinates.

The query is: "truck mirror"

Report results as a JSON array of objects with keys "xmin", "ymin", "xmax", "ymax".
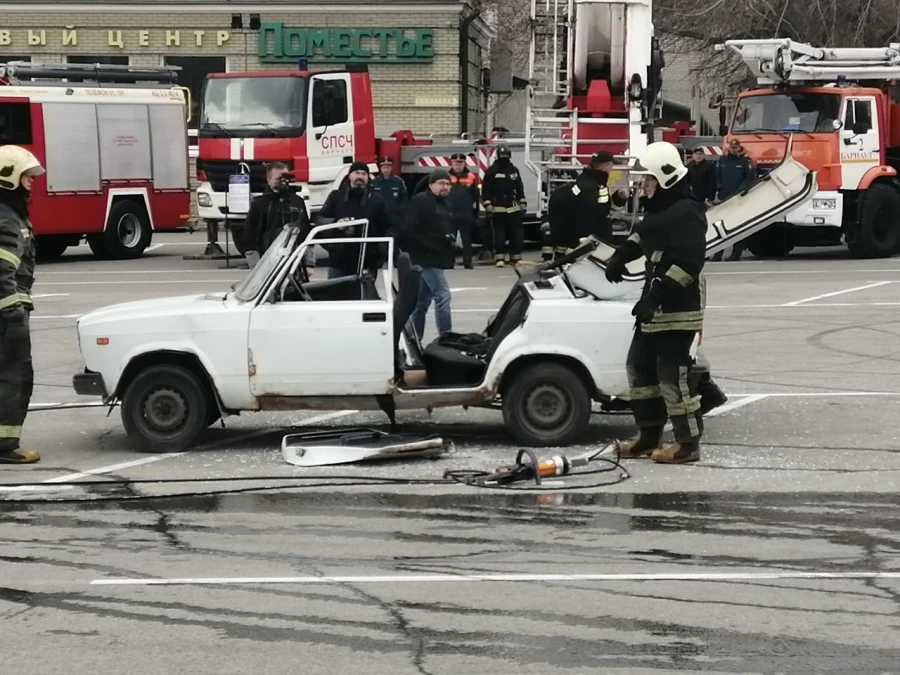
[
  {"xmin": 708, "ymin": 93, "xmax": 725, "ymax": 109},
  {"xmin": 718, "ymin": 124, "xmax": 728, "ymax": 136},
  {"xmin": 832, "ymin": 119, "xmax": 843, "ymax": 131}
]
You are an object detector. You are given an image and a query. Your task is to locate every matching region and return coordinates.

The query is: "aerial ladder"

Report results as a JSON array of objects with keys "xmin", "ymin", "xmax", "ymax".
[{"xmin": 524, "ymin": 0, "xmax": 663, "ymax": 215}]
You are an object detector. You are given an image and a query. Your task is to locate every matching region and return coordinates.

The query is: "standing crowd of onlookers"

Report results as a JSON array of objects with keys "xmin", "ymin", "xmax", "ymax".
[{"xmin": 244, "ymin": 149, "xmax": 529, "ymax": 342}]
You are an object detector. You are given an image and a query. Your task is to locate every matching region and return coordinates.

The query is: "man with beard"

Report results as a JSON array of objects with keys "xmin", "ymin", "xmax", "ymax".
[
  {"xmin": 605, "ymin": 141, "xmax": 708, "ymax": 465},
  {"xmin": 0, "ymin": 146, "xmax": 43, "ymax": 464},
  {"xmin": 316, "ymin": 161, "xmax": 391, "ymax": 279}
]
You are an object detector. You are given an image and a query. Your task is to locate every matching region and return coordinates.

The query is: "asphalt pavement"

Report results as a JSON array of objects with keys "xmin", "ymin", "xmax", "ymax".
[{"xmin": 3, "ymin": 233, "xmax": 900, "ymax": 674}]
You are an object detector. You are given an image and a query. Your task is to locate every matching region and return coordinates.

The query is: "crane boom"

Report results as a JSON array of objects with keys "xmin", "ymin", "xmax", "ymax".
[{"xmin": 719, "ymin": 38, "xmax": 900, "ymax": 85}]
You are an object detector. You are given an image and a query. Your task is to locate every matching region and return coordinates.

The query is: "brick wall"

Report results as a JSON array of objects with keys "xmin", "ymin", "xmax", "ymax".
[{"xmin": 0, "ymin": 8, "xmax": 480, "ymax": 134}]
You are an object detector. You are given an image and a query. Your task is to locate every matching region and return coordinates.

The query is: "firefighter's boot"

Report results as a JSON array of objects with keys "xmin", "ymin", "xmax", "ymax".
[
  {"xmin": 615, "ymin": 426, "xmax": 664, "ymax": 459},
  {"xmin": 0, "ymin": 449, "xmax": 40, "ymax": 464},
  {"xmin": 651, "ymin": 442, "xmax": 700, "ymax": 464}
]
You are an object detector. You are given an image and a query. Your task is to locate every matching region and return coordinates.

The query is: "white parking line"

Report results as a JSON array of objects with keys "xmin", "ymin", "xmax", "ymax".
[
  {"xmin": 36, "ymin": 410, "xmax": 359, "ymax": 486},
  {"xmin": 781, "ymin": 281, "xmax": 894, "ymax": 306},
  {"xmin": 90, "ymin": 570, "xmax": 900, "ymax": 586}
]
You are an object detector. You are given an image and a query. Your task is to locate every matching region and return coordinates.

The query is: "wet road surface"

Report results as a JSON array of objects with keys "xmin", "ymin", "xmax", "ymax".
[
  {"xmin": 3, "ymin": 491, "xmax": 900, "ymax": 674},
  {"xmin": 4, "ymin": 236, "xmax": 900, "ymax": 672}
]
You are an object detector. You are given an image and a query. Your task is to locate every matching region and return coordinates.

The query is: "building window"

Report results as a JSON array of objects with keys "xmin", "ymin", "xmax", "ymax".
[
  {"xmin": 0, "ymin": 102, "xmax": 33, "ymax": 145},
  {"xmin": 0, "ymin": 55, "xmax": 31, "ymax": 64},
  {"xmin": 165, "ymin": 56, "xmax": 227, "ymax": 129}
]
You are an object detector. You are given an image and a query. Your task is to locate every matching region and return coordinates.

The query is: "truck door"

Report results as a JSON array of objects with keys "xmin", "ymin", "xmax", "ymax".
[
  {"xmin": 840, "ymin": 96, "xmax": 881, "ymax": 190},
  {"xmin": 307, "ymin": 73, "xmax": 355, "ymax": 189}
]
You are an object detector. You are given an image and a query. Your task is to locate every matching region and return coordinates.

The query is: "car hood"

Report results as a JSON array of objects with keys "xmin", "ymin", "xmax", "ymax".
[{"xmin": 77, "ymin": 292, "xmax": 229, "ymax": 329}]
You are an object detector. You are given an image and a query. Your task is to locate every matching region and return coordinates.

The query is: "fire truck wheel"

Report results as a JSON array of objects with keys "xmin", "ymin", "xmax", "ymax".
[
  {"xmin": 35, "ymin": 236, "xmax": 70, "ymax": 261},
  {"xmin": 94, "ymin": 200, "xmax": 153, "ymax": 260},
  {"xmin": 849, "ymin": 183, "xmax": 900, "ymax": 259}
]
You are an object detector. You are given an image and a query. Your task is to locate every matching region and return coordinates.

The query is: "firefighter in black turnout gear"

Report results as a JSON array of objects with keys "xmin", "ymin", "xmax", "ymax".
[
  {"xmin": 481, "ymin": 145, "xmax": 526, "ymax": 267},
  {"xmin": 545, "ymin": 150, "xmax": 629, "ymax": 259},
  {"xmin": 0, "ymin": 146, "xmax": 42, "ymax": 464},
  {"xmin": 605, "ymin": 141, "xmax": 707, "ymax": 465}
]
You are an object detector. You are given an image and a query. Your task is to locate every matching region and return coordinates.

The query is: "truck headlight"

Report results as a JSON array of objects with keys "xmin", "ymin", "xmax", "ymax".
[
  {"xmin": 813, "ymin": 198, "xmax": 836, "ymax": 210},
  {"xmin": 197, "ymin": 193, "xmax": 213, "ymax": 208}
]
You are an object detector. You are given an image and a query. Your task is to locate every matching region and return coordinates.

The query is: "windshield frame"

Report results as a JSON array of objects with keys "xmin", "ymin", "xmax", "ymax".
[
  {"xmin": 231, "ymin": 228, "xmax": 300, "ymax": 303},
  {"xmin": 198, "ymin": 75, "xmax": 308, "ymax": 138},
  {"xmin": 730, "ymin": 91, "xmax": 842, "ymax": 135}
]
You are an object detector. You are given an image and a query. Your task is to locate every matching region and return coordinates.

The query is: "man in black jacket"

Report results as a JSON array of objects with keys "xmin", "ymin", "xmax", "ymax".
[
  {"xmin": 396, "ymin": 169, "xmax": 456, "ymax": 340},
  {"xmin": 371, "ymin": 156, "xmax": 408, "ymax": 232},
  {"xmin": 243, "ymin": 162, "xmax": 314, "ymax": 272},
  {"xmin": 0, "ymin": 145, "xmax": 42, "ymax": 464},
  {"xmin": 547, "ymin": 150, "xmax": 629, "ymax": 257},
  {"xmin": 605, "ymin": 141, "xmax": 708, "ymax": 465},
  {"xmin": 316, "ymin": 161, "xmax": 391, "ymax": 279},
  {"xmin": 686, "ymin": 147, "xmax": 716, "ymax": 203}
]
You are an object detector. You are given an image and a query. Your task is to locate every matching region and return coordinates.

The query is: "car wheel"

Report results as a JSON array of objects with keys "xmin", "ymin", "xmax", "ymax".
[
  {"xmin": 121, "ymin": 364, "xmax": 211, "ymax": 453},
  {"xmin": 502, "ymin": 362, "xmax": 592, "ymax": 447},
  {"xmin": 95, "ymin": 200, "xmax": 153, "ymax": 260}
]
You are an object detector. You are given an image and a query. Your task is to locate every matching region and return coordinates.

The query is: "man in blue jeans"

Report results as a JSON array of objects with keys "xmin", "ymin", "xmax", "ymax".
[{"xmin": 396, "ymin": 169, "xmax": 456, "ymax": 340}]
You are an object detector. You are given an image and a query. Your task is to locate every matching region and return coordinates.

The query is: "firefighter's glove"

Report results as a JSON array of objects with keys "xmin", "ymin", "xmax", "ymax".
[
  {"xmin": 631, "ymin": 296, "xmax": 659, "ymax": 324},
  {"xmin": 631, "ymin": 281, "xmax": 664, "ymax": 323},
  {"xmin": 605, "ymin": 254, "xmax": 627, "ymax": 283},
  {"xmin": 540, "ymin": 222, "xmax": 550, "ymax": 234},
  {"xmin": 0, "ymin": 305, "xmax": 26, "ymax": 324}
]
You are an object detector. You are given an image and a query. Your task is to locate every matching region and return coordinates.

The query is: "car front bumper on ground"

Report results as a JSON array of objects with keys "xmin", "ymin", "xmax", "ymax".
[{"xmin": 73, "ymin": 370, "xmax": 108, "ymax": 398}]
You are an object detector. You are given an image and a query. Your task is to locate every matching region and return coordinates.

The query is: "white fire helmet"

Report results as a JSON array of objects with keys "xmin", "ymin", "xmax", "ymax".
[
  {"xmin": 0, "ymin": 145, "xmax": 45, "ymax": 191},
  {"xmin": 634, "ymin": 141, "xmax": 687, "ymax": 189}
]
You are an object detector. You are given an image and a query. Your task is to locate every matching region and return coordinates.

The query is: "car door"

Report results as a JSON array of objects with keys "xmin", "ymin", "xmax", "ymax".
[
  {"xmin": 246, "ymin": 239, "xmax": 395, "ymax": 398},
  {"xmin": 839, "ymin": 96, "xmax": 881, "ymax": 190},
  {"xmin": 307, "ymin": 73, "xmax": 355, "ymax": 189}
]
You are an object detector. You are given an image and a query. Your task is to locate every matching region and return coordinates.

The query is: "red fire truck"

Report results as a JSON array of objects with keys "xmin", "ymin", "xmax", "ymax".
[{"xmin": 0, "ymin": 61, "xmax": 192, "ymax": 260}]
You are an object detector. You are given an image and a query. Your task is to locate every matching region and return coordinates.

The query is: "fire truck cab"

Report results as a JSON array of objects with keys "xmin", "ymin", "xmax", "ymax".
[
  {"xmin": 195, "ymin": 67, "xmax": 376, "ymax": 232},
  {"xmin": 718, "ymin": 39, "xmax": 900, "ymax": 258},
  {"xmin": 0, "ymin": 61, "xmax": 192, "ymax": 261}
]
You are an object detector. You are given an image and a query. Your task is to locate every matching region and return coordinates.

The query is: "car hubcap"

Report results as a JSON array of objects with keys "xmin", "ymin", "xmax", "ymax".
[
  {"xmin": 118, "ymin": 214, "xmax": 141, "ymax": 248},
  {"xmin": 524, "ymin": 383, "xmax": 569, "ymax": 429},
  {"xmin": 143, "ymin": 387, "xmax": 188, "ymax": 433}
]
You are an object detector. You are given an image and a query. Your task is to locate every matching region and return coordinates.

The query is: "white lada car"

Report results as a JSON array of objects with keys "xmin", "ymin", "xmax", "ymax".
[{"xmin": 72, "ymin": 157, "xmax": 814, "ymax": 453}]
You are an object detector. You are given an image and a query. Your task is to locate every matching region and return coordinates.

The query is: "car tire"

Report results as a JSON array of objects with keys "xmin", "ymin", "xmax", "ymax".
[
  {"xmin": 502, "ymin": 362, "xmax": 592, "ymax": 447},
  {"xmin": 92, "ymin": 200, "xmax": 153, "ymax": 260},
  {"xmin": 121, "ymin": 364, "xmax": 211, "ymax": 453},
  {"xmin": 847, "ymin": 182, "xmax": 900, "ymax": 258}
]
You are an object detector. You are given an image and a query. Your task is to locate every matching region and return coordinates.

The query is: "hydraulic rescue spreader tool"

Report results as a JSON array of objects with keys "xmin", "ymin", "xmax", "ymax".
[{"xmin": 444, "ymin": 445, "xmax": 629, "ymax": 489}]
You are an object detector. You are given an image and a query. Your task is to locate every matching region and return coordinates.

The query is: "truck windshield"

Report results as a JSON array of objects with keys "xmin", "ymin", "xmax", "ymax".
[
  {"xmin": 731, "ymin": 92, "xmax": 841, "ymax": 134},
  {"xmin": 200, "ymin": 76, "xmax": 306, "ymax": 135},
  {"xmin": 232, "ymin": 228, "xmax": 299, "ymax": 302}
]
